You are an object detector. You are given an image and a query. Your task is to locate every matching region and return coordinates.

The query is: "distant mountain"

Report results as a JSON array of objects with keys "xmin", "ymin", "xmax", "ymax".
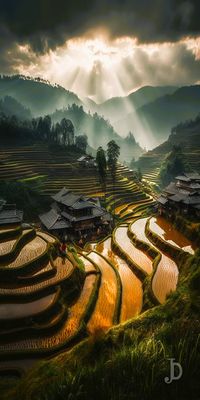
[
  {"xmin": 0, "ymin": 75, "xmax": 144, "ymax": 161},
  {"xmin": 82, "ymin": 97, "xmax": 98, "ymax": 110},
  {"xmin": 137, "ymin": 113, "xmax": 200, "ymax": 175},
  {"xmin": 86, "ymin": 86, "xmax": 177, "ymax": 125},
  {"xmin": 0, "ymin": 75, "xmax": 82, "ymax": 116},
  {"xmin": 0, "ymin": 96, "xmax": 31, "ymax": 120},
  {"xmin": 51, "ymin": 104, "xmax": 144, "ymax": 162},
  {"xmin": 116, "ymin": 85, "xmax": 200, "ymax": 149}
]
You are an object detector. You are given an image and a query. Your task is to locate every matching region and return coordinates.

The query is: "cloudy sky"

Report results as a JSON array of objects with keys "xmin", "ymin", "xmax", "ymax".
[{"xmin": 0, "ymin": 0, "xmax": 200, "ymax": 102}]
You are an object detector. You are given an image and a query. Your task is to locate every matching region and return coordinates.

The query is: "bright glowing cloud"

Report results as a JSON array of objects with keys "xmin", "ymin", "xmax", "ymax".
[{"xmin": 3, "ymin": 34, "xmax": 200, "ymax": 103}]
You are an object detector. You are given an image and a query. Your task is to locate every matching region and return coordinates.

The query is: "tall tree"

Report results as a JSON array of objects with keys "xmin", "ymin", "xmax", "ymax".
[
  {"xmin": 159, "ymin": 145, "xmax": 189, "ymax": 186},
  {"xmin": 96, "ymin": 146, "xmax": 107, "ymax": 191},
  {"xmin": 75, "ymin": 134, "xmax": 88, "ymax": 152},
  {"xmin": 107, "ymin": 140, "xmax": 120, "ymax": 216},
  {"xmin": 55, "ymin": 122, "xmax": 62, "ymax": 144},
  {"xmin": 60, "ymin": 118, "xmax": 74, "ymax": 146},
  {"xmin": 107, "ymin": 140, "xmax": 120, "ymax": 184},
  {"xmin": 43, "ymin": 115, "xmax": 51, "ymax": 141}
]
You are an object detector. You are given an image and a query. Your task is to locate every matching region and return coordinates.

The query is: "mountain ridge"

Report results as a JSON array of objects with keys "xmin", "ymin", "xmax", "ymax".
[
  {"xmin": 115, "ymin": 85, "xmax": 200, "ymax": 148},
  {"xmin": 0, "ymin": 75, "xmax": 82, "ymax": 116}
]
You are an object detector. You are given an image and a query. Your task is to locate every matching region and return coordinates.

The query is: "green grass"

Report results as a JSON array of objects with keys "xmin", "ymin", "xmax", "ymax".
[
  {"xmin": 68, "ymin": 246, "xmax": 85, "ymax": 273},
  {"xmin": 19, "ymin": 175, "xmax": 47, "ymax": 183},
  {"xmin": 2, "ymin": 250, "xmax": 200, "ymax": 400}
]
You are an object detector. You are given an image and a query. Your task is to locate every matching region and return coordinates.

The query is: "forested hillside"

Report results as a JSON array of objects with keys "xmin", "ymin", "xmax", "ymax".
[
  {"xmin": 0, "ymin": 75, "xmax": 82, "ymax": 116},
  {"xmin": 137, "ymin": 114, "xmax": 200, "ymax": 184},
  {"xmin": 51, "ymin": 104, "xmax": 144, "ymax": 161},
  {"xmin": 116, "ymin": 86, "xmax": 200, "ymax": 147}
]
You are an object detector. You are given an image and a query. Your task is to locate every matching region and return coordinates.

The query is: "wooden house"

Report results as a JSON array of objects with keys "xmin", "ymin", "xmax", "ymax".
[
  {"xmin": 39, "ymin": 188, "xmax": 112, "ymax": 240},
  {"xmin": 157, "ymin": 173, "xmax": 200, "ymax": 218},
  {"xmin": 77, "ymin": 155, "xmax": 96, "ymax": 168},
  {"xmin": 0, "ymin": 200, "xmax": 23, "ymax": 226}
]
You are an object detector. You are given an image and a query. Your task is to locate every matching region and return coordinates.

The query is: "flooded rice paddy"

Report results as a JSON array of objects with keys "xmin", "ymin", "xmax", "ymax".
[
  {"xmin": 130, "ymin": 217, "xmax": 179, "ymax": 303},
  {"xmin": 149, "ymin": 217, "xmax": 195, "ymax": 254}
]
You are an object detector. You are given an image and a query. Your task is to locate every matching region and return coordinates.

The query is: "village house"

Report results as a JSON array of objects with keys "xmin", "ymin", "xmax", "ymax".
[
  {"xmin": 157, "ymin": 172, "xmax": 200, "ymax": 218},
  {"xmin": 39, "ymin": 187, "xmax": 112, "ymax": 241},
  {"xmin": 77, "ymin": 155, "xmax": 96, "ymax": 168},
  {"xmin": 0, "ymin": 199, "xmax": 23, "ymax": 226}
]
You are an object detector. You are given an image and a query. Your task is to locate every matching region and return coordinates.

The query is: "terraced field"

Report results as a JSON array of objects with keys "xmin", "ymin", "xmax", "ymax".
[
  {"xmin": 0, "ymin": 292, "xmax": 57, "ymax": 320},
  {"xmin": 87, "ymin": 251, "xmax": 118, "ymax": 333},
  {"xmin": 0, "ymin": 274, "xmax": 97, "ymax": 353},
  {"xmin": 0, "ymin": 225, "xmax": 86, "ymax": 360},
  {"xmin": 0, "ymin": 229, "xmax": 33, "ymax": 257},
  {"xmin": 0, "ymin": 143, "xmax": 153, "ymax": 216},
  {"xmin": 137, "ymin": 122, "xmax": 200, "ymax": 185},
  {"xmin": 130, "ymin": 217, "xmax": 179, "ymax": 303},
  {"xmin": 93, "ymin": 238, "xmax": 142, "ymax": 322},
  {"xmin": 114, "ymin": 225, "xmax": 153, "ymax": 275},
  {"xmin": 149, "ymin": 216, "xmax": 196, "ymax": 254},
  {"xmin": 0, "ymin": 145, "xmax": 195, "ymax": 378},
  {"xmin": 0, "ymin": 258, "xmax": 74, "ymax": 297},
  {"xmin": 1, "ymin": 235, "xmax": 47, "ymax": 270},
  {"xmin": 0, "ymin": 208, "xmax": 195, "ymax": 378}
]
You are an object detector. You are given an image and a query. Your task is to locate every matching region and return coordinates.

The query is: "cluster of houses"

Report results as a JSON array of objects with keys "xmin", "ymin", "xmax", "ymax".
[
  {"xmin": 0, "ymin": 188, "xmax": 112, "ymax": 244},
  {"xmin": 157, "ymin": 172, "xmax": 200, "ymax": 218},
  {"xmin": 1, "ymin": 171, "xmax": 200, "ymax": 239}
]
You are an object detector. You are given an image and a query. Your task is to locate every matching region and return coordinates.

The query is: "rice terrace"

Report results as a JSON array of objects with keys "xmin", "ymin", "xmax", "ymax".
[{"xmin": 0, "ymin": 2, "xmax": 200, "ymax": 399}]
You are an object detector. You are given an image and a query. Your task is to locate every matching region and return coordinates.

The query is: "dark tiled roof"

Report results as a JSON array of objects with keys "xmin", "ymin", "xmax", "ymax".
[
  {"xmin": 170, "ymin": 194, "xmax": 186, "ymax": 202},
  {"xmin": 61, "ymin": 211, "xmax": 75, "ymax": 222},
  {"xmin": 51, "ymin": 187, "xmax": 70, "ymax": 202},
  {"xmin": 0, "ymin": 209, "xmax": 23, "ymax": 225},
  {"xmin": 39, "ymin": 209, "xmax": 71, "ymax": 230},
  {"xmin": 52, "ymin": 188, "xmax": 82, "ymax": 207},
  {"xmin": 51, "ymin": 220, "xmax": 71, "ymax": 230},
  {"xmin": 175, "ymin": 176, "xmax": 191, "ymax": 182},
  {"xmin": 39, "ymin": 209, "xmax": 58, "ymax": 229},
  {"xmin": 102, "ymin": 212, "xmax": 113, "ymax": 222},
  {"xmin": 46, "ymin": 187, "xmax": 112, "ymax": 230},
  {"xmin": 77, "ymin": 155, "xmax": 94, "ymax": 162},
  {"xmin": 0, "ymin": 198, "xmax": 6, "ymax": 211},
  {"xmin": 164, "ymin": 182, "xmax": 179, "ymax": 195},
  {"xmin": 92, "ymin": 207, "xmax": 105, "ymax": 217},
  {"xmin": 61, "ymin": 208, "xmax": 104, "ymax": 222},
  {"xmin": 189, "ymin": 183, "xmax": 200, "ymax": 189},
  {"xmin": 52, "ymin": 188, "xmax": 103, "ymax": 210},
  {"xmin": 157, "ymin": 196, "xmax": 168, "ymax": 205},
  {"xmin": 185, "ymin": 172, "xmax": 200, "ymax": 180},
  {"xmin": 72, "ymin": 200, "xmax": 93, "ymax": 210},
  {"xmin": 183, "ymin": 196, "xmax": 200, "ymax": 205},
  {"xmin": 164, "ymin": 182, "xmax": 196, "ymax": 196}
]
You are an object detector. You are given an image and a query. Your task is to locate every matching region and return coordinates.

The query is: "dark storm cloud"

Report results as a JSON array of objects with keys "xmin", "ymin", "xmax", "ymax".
[{"xmin": 0, "ymin": 0, "xmax": 200, "ymax": 53}]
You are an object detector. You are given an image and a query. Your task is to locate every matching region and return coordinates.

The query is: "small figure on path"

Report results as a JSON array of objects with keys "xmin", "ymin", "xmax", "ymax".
[{"xmin": 60, "ymin": 241, "xmax": 67, "ymax": 264}]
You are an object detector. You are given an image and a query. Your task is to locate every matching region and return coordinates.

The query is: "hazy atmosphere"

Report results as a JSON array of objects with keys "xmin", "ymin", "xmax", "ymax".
[{"xmin": 0, "ymin": 0, "xmax": 200, "ymax": 102}]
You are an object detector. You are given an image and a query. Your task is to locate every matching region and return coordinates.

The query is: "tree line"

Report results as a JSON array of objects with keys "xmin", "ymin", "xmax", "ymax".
[
  {"xmin": 0, "ymin": 113, "xmax": 88, "ymax": 152},
  {"xmin": 96, "ymin": 141, "xmax": 120, "ymax": 214}
]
